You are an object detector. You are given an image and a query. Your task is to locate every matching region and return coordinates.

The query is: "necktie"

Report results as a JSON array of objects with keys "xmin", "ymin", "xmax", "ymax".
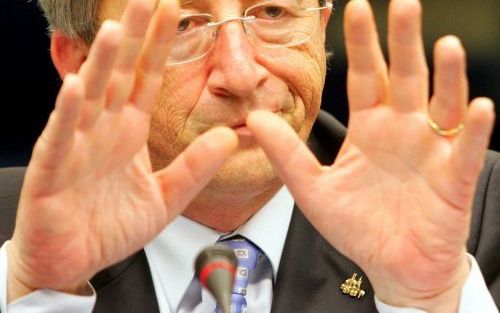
[{"xmin": 214, "ymin": 236, "xmax": 262, "ymax": 313}]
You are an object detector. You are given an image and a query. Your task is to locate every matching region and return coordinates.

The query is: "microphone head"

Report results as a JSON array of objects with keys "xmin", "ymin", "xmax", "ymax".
[{"xmin": 195, "ymin": 245, "xmax": 237, "ymax": 313}]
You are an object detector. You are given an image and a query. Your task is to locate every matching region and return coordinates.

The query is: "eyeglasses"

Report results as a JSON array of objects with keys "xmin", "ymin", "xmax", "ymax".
[{"xmin": 167, "ymin": 1, "xmax": 334, "ymax": 65}]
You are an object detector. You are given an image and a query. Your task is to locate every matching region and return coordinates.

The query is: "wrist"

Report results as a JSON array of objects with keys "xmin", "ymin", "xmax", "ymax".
[
  {"xmin": 6, "ymin": 243, "xmax": 35, "ymax": 303},
  {"xmin": 6, "ymin": 242, "xmax": 91, "ymax": 303},
  {"xmin": 7, "ymin": 267, "xmax": 36, "ymax": 303},
  {"xmin": 372, "ymin": 257, "xmax": 470, "ymax": 313}
]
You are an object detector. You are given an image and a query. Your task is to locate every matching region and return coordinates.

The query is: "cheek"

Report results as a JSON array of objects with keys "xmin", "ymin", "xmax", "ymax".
[
  {"xmin": 148, "ymin": 66, "xmax": 207, "ymax": 170},
  {"xmin": 299, "ymin": 38, "xmax": 327, "ymax": 136},
  {"xmin": 257, "ymin": 40, "xmax": 326, "ymax": 139},
  {"xmin": 286, "ymin": 42, "xmax": 326, "ymax": 115}
]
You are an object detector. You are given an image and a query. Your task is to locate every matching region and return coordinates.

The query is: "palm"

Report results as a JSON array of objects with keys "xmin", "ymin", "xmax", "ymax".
[
  {"xmin": 311, "ymin": 107, "xmax": 469, "ymax": 289},
  {"xmin": 18, "ymin": 136, "xmax": 163, "ymax": 288},
  {"xmin": 9, "ymin": 0, "xmax": 237, "ymax": 293}
]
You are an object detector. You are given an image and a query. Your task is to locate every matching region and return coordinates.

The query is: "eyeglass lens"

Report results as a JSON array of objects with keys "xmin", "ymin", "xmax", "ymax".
[{"xmin": 167, "ymin": 1, "xmax": 326, "ymax": 65}]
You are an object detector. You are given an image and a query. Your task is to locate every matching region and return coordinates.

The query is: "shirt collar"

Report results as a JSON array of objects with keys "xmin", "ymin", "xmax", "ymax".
[{"xmin": 144, "ymin": 186, "xmax": 294, "ymax": 312}]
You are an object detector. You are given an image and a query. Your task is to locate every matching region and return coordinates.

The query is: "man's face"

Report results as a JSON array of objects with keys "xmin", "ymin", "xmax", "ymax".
[{"xmin": 100, "ymin": 0, "xmax": 330, "ymax": 196}]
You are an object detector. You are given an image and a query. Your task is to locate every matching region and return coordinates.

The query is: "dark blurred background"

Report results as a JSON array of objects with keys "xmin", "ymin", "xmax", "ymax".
[{"xmin": 1, "ymin": 0, "xmax": 499, "ymax": 167}]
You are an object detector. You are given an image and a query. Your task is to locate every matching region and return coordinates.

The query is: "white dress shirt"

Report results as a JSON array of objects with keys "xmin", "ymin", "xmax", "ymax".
[
  {"xmin": 145, "ymin": 186, "xmax": 295, "ymax": 313},
  {"xmin": 0, "ymin": 187, "xmax": 498, "ymax": 312}
]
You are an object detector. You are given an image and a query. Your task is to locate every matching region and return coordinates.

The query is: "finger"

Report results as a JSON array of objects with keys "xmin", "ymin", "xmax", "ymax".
[
  {"xmin": 131, "ymin": 0, "xmax": 179, "ymax": 113},
  {"xmin": 155, "ymin": 127, "xmax": 238, "ymax": 219},
  {"xmin": 77, "ymin": 21, "xmax": 123, "ymax": 129},
  {"xmin": 246, "ymin": 111, "xmax": 322, "ymax": 201},
  {"xmin": 344, "ymin": 0, "xmax": 388, "ymax": 110},
  {"xmin": 388, "ymin": 0, "xmax": 428, "ymax": 111},
  {"xmin": 451, "ymin": 98, "xmax": 495, "ymax": 186},
  {"xmin": 28, "ymin": 75, "xmax": 85, "ymax": 195},
  {"xmin": 429, "ymin": 36, "xmax": 468, "ymax": 129},
  {"xmin": 105, "ymin": 0, "xmax": 158, "ymax": 110},
  {"xmin": 33, "ymin": 74, "xmax": 84, "ymax": 166}
]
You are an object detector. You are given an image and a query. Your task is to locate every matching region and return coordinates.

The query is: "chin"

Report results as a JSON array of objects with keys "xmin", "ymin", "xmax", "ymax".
[{"xmin": 206, "ymin": 146, "xmax": 281, "ymax": 195}]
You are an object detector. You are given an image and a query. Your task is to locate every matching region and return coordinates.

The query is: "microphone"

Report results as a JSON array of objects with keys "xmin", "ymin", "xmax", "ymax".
[{"xmin": 195, "ymin": 245, "xmax": 237, "ymax": 313}]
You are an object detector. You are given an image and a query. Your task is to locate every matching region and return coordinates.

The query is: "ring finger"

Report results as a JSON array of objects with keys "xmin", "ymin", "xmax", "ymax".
[{"xmin": 429, "ymin": 36, "xmax": 468, "ymax": 130}]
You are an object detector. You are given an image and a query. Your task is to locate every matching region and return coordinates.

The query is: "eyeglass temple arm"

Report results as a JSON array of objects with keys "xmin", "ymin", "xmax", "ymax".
[{"xmin": 306, "ymin": 2, "xmax": 334, "ymax": 12}]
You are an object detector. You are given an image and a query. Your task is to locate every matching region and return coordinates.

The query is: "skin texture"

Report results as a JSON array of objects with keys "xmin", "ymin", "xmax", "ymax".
[
  {"xmin": 146, "ymin": 1, "xmax": 329, "ymax": 230},
  {"xmin": 98, "ymin": 0, "xmax": 329, "ymax": 231},
  {"xmin": 6, "ymin": 0, "xmax": 496, "ymax": 312}
]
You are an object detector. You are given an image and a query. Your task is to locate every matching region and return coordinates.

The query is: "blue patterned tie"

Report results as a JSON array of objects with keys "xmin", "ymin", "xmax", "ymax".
[{"xmin": 214, "ymin": 236, "xmax": 262, "ymax": 313}]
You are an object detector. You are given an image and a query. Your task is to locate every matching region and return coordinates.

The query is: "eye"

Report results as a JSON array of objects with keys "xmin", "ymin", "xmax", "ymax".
[
  {"xmin": 250, "ymin": 5, "xmax": 288, "ymax": 19},
  {"xmin": 263, "ymin": 6, "xmax": 284, "ymax": 18},
  {"xmin": 177, "ymin": 18, "xmax": 191, "ymax": 32},
  {"xmin": 176, "ymin": 15, "xmax": 210, "ymax": 33}
]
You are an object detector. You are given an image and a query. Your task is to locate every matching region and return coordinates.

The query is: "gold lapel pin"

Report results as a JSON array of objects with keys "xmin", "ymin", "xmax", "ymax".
[{"xmin": 340, "ymin": 273, "xmax": 365, "ymax": 299}]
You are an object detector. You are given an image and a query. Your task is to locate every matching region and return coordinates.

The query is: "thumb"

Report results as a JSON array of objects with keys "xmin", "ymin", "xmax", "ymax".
[
  {"xmin": 246, "ymin": 110, "xmax": 322, "ymax": 200},
  {"xmin": 155, "ymin": 127, "xmax": 238, "ymax": 220}
]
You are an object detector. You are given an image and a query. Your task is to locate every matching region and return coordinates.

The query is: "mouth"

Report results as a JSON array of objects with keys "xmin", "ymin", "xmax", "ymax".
[
  {"xmin": 227, "ymin": 110, "xmax": 283, "ymax": 137},
  {"xmin": 231, "ymin": 123, "xmax": 253, "ymax": 137}
]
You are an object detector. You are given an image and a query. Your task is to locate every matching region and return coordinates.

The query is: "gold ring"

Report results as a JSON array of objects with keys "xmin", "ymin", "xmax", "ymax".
[{"xmin": 427, "ymin": 117, "xmax": 464, "ymax": 137}]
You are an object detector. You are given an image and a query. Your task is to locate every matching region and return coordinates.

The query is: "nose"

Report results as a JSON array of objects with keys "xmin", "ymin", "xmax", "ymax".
[{"xmin": 206, "ymin": 21, "xmax": 268, "ymax": 99}]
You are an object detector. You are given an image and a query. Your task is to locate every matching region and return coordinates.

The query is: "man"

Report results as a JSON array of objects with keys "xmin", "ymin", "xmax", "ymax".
[{"xmin": 0, "ymin": 0, "xmax": 498, "ymax": 312}]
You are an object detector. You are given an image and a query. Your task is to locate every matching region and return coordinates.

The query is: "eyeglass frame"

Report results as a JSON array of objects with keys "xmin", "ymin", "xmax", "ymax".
[{"xmin": 167, "ymin": 1, "xmax": 334, "ymax": 66}]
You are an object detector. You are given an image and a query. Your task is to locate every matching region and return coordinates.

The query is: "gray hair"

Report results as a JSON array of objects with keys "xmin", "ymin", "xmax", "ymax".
[
  {"xmin": 38, "ymin": 0, "xmax": 101, "ymax": 45},
  {"xmin": 38, "ymin": 0, "xmax": 330, "ymax": 45}
]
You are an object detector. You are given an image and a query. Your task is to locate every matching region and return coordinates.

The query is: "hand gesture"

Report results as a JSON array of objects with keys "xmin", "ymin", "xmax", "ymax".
[
  {"xmin": 247, "ymin": 0, "xmax": 494, "ymax": 311},
  {"xmin": 8, "ymin": 0, "xmax": 236, "ymax": 300}
]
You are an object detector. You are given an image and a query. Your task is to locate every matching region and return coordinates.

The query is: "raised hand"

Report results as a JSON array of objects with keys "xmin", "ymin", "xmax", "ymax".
[
  {"xmin": 247, "ymin": 0, "xmax": 494, "ymax": 311},
  {"xmin": 8, "ymin": 0, "xmax": 237, "ymax": 300}
]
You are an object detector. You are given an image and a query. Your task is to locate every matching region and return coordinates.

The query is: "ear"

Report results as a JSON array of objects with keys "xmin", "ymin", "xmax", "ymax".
[
  {"xmin": 320, "ymin": 5, "xmax": 333, "ymax": 43},
  {"xmin": 50, "ymin": 30, "xmax": 89, "ymax": 78}
]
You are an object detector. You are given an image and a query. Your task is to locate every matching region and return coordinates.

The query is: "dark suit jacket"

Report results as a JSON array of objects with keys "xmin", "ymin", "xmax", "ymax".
[{"xmin": 1, "ymin": 111, "xmax": 499, "ymax": 312}]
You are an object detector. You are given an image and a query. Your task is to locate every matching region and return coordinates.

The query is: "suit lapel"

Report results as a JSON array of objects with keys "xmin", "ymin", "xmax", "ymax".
[
  {"xmin": 91, "ymin": 250, "xmax": 160, "ymax": 313},
  {"xmin": 271, "ymin": 208, "xmax": 377, "ymax": 313}
]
